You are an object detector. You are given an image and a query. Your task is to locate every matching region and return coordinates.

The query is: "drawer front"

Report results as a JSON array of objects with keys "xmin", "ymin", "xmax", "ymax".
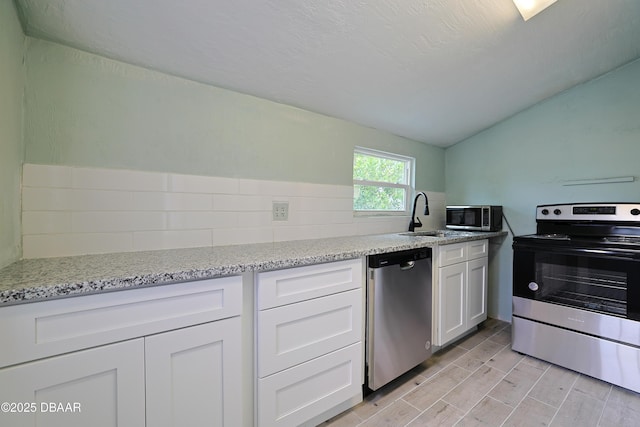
[
  {"xmin": 257, "ymin": 342, "xmax": 362, "ymax": 427},
  {"xmin": 257, "ymin": 259, "xmax": 362, "ymax": 310},
  {"xmin": 258, "ymin": 289, "xmax": 362, "ymax": 378},
  {"xmin": 0, "ymin": 276, "xmax": 242, "ymax": 368},
  {"xmin": 438, "ymin": 242, "xmax": 467, "ymax": 267},
  {"xmin": 467, "ymin": 239, "xmax": 488, "ymax": 260}
]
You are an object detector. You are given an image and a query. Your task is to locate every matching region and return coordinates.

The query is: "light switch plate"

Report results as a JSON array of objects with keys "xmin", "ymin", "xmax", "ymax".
[{"xmin": 272, "ymin": 201, "xmax": 289, "ymax": 221}]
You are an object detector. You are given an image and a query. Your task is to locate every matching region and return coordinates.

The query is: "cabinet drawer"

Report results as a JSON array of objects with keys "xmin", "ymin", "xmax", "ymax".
[
  {"xmin": 438, "ymin": 242, "xmax": 467, "ymax": 267},
  {"xmin": 258, "ymin": 289, "xmax": 362, "ymax": 378},
  {"xmin": 0, "ymin": 276, "xmax": 242, "ymax": 368},
  {"xmin": 467, "ymin": 239, "xmax": 488, "ymax": 260},
  {"xmin": 257, "ymin": 259, "xmax": 362, "ymax": 310},
  {"xmin": 257, "ymin": 342, "xmax": 362, "ymax": 427}
]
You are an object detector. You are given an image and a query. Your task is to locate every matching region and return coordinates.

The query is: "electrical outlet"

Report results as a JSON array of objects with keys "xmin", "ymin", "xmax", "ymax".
[{"xmin": 272, "ymin": 201, "xmax": 289, "ymax": 221}]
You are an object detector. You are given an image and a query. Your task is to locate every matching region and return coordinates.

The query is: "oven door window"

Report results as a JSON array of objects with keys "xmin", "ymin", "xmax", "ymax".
[{"xmin": 514, "ymin": 247, "xmax": 640, "ymax": 319}]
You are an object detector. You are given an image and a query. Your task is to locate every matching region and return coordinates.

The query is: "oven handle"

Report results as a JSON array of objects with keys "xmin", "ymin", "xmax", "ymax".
[{"xmin": 513, "ymin": 243, "xmax": 640, "ymax": 260}]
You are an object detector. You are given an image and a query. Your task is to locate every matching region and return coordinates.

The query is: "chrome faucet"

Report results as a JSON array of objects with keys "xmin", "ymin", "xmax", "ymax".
[{"xmin": 408, "ymin": 192, "xmax": 429, "ymax": 232}]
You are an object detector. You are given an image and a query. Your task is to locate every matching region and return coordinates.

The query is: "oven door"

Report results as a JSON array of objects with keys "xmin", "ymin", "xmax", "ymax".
[{"xmin": 513, "ymin": 240, "xmax": 640, "ymax": 321}]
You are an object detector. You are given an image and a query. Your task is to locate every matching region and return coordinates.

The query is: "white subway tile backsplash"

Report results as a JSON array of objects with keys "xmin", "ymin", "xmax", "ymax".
[
  {"xmin": 22, "ymin": 187, "xmax": 74, "ymax": 211},
  {"xmin": 22, "ymin": 212, "xmax": 72, "ymax": 234},
  {"xmin": 354, "ymin": 216, "xmax": 409, "ymax": 236},
  {"xmin": 212, "ymin": 227, "xmax": 273, "ymax": 246},
  {"xmin": 71, "ymin": 233, "xmax": 135, "ymax": 255},
  {"xmin": 126, "ymin": 192, "xmax": 213, "ymax": 211},
  {"xmin": 23, "ymin": 235, "xmax": 70, "ymax": 259},
  {"xmin": 21, "ymin": 164, "xmax": 446, "ymax": 258},
  {"xmin": 212, "ymin": 194, "xmax": 271, "ymax": 211},
  {"xmin": 133, "ymin": 230, "xmax": 212, "ymax": 251},
  {"xmin": 22, "ymin": 164, "xmax": 72, "ymax": 188},
  {"xmin": 297, "ymin": 196, "xmax": 353, "ymax": 212},
  {"xmin": 169, "ymin": 173, "xmax": 238, "ymax": 194},
  {"xmin": 162, "ymin": 193, "xmax": 213, "ymax": 211},
  {"xmin": 166, "ymin": 211, "xmax": 239, "ymax": 230},
  {"xmin": 295, "ymin": 210, "xmax": 351, "ymax": 226},
  {"xmin": 70, "ymin": 190, "xmax": 134, "ymax": 211},
  {"xmin": 23, "ymin": 233, "xmax": 133, "ymax": 258},
  {"xmin": 128, "ymin": 192, "xmax": 167, "ymax": 211},
  {"xmin": 72, "ymin": 212, "xmax": 166, "ymax": 233},
  {"xmin": 236, "ymin": 211, "xmax": 272, "ymax": 227}
]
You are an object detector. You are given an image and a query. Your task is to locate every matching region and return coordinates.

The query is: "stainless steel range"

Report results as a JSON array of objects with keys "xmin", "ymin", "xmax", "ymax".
[{"xmin": 512, "ymin": 203, "xmax": 640, "ymax": 393}]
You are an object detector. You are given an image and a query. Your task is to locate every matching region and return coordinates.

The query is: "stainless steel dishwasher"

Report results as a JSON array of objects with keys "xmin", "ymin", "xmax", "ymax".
[{"xmin": 366, "ymin": 247, "xmax": 433, "ymax": 391}]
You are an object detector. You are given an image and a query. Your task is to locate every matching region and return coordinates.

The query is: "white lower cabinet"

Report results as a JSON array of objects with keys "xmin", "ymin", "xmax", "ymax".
[
  {"xmin": 436, "ymin": 240, "xmax": 488, "ymax": 346},
  {"xmin": 258, "ymin": 342, "xmax": 362, "ymax": 427},
  {"xmin": 439, "ymin": 261, "xmax": 467, "ymax": 344},
  {"xmin": 256, "ymin": 259, "xmax": 364, "ymax": 427},
  {"xmin": 467, "ymin": 257, "xmax": 488, "ymax": 327},
  {"xmin": 0, "ymin": 277, "xmax": 243, "ymax": 427},
  {"xmin": 0, "ymin": 339, "xmax": 146, "ymax": 427},
  {"xmin": 145, "ymin": 317, "xmax": 242, "ymax": 427}
]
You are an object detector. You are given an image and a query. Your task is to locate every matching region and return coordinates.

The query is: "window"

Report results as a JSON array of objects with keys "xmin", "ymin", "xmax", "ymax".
[{"xmin": 353, "ymin": 147, "xmax": 414, "ymax": 214}]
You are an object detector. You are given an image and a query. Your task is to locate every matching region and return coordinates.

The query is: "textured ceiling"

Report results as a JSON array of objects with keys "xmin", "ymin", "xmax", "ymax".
[{"xmin": 15, "ymin": 0, "xmax": 640, "ymax": 146}]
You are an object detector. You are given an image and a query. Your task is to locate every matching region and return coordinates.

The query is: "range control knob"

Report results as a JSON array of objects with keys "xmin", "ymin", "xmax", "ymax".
[
  {"xmin": 631, "ymin": 209, "xmax": 640, "ymax": 216},
  {"xmin": 541, "ymin": 209, "xmax": 549, "ymax": 215},
  {"xmin": 553, "ymin": 209, "xmax": 562, "ymax": 215},
  {"xmin": 528, "ymin": 282, "xmax": 539, "ymax": 291}
]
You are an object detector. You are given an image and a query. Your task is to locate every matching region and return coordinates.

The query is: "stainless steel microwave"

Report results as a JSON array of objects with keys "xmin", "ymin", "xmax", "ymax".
[{"xmin": 446, "ymin": 205, "xmax": 503, "ymax": 231}]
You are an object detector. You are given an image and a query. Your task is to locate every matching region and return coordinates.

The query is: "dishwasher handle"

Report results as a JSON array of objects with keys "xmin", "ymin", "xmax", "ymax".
[
  {"xmin": 368, "ymin": 247, "xmax": 432, "ymax": 268},
  {"xmin": 399, "ymin": 260, "xmax": 416, "ymax": 270}
]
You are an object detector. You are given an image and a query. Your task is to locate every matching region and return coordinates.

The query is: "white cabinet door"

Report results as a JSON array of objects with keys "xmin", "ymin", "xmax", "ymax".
[
  {"xmin": 0, "ymin": 339, "xmax": 145, "ymax": 427},
  {"xmin": 258, "ymin": 342, "xmax": 362, "ymax": 427},
  {"xmin": 467, "ymin": 257, "xmax": 488, "ymax": 328},
  {"xmin": 438, "ymin": 262, "xmax": 467, "ymax": 345},
  {"xmin": 145, "ymin": 317, "xmax": 242, "ymax": 427}
]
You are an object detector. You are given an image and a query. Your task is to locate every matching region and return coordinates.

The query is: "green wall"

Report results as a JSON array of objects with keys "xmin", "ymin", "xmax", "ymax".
[
  {"xmin": 24, "ymin": 39, "xmax": 444, "ymax": 191},
  {"xmin": 445, "ymin": 58, "xmax": 640, "ymax": 321},
  {"xmin": 0, "ymin": 0, "xmax": 25, "ymax": 268}
]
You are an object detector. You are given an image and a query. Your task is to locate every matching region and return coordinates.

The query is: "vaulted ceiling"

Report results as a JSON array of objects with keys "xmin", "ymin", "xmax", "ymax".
[{"xmin": 15, "ymin": 0, "xmax": 640, "ymax": 146}]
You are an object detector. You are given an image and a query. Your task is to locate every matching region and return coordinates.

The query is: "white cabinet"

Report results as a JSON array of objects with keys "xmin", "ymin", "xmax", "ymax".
[
  {"xmin": 438, "ymin": 261, "xmax": 467, "ymax": 344},
  {"xmin": 256, "ymin": 258, "xmax": 364, "ymax": 427},
  {"xmin": 145, "ymin": 317, "xmax": 242, "ymax": 427},
  {"xmin": 0, "ymin": 276, "xmax": 243, "ymax": 427},
  {"xmin": 436, "ymin": 240, "xmax": 488, "ymax": 346},
  {"xmin": 467, "ymin": 257, "xmax": 488, "ymax": 327},
  {"xmin": 0, "ymin": 339, "xmax": 145, "ymax": 427}
]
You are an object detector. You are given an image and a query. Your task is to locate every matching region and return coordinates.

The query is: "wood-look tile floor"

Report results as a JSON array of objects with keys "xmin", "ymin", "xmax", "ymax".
[{"xmin": 323, "ymin": 319, "xmax": 640, "ymax": 427}]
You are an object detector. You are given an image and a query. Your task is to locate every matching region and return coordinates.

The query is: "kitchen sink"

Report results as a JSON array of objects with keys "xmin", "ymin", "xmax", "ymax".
[
  {"xmin": 398, "ymin": 229, "xmax": 475, "ymax": 238},
  {"xmin": 398, "ymin": 230, "xmax": 448, "ymax": 237}
]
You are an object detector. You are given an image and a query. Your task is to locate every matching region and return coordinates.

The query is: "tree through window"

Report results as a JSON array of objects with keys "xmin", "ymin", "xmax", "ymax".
[{"xmin": 353, "ymin": 147, "xmax": 414, "ymax": 214}]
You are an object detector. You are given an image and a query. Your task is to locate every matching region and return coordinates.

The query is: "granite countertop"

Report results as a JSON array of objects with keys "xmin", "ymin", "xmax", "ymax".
[{"xmin": 0, "ymin": 230, "xmax": 507, "ymax": 306}]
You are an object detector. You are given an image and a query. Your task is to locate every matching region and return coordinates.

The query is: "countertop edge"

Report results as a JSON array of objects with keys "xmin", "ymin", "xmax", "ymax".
[{"xmin": 0, "ymin": 231, "xmax": 508, "ymax": 306}]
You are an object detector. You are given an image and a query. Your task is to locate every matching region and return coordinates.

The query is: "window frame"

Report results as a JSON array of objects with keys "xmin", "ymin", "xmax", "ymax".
[{"xmin": 353, "ymin": 147, "xmax": 415, "ymax": 216}]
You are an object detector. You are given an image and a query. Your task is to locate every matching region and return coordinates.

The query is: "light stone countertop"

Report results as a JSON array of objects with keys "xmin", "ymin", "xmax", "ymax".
[{"xmin": 0, "ymin": 230, "xmax": 507, "ymax": 306}]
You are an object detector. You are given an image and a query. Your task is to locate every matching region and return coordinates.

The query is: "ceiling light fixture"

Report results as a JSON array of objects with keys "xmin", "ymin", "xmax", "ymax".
[{"xmin": 513, "ymin": 0, "xmax": 558, "ymax": 21}]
